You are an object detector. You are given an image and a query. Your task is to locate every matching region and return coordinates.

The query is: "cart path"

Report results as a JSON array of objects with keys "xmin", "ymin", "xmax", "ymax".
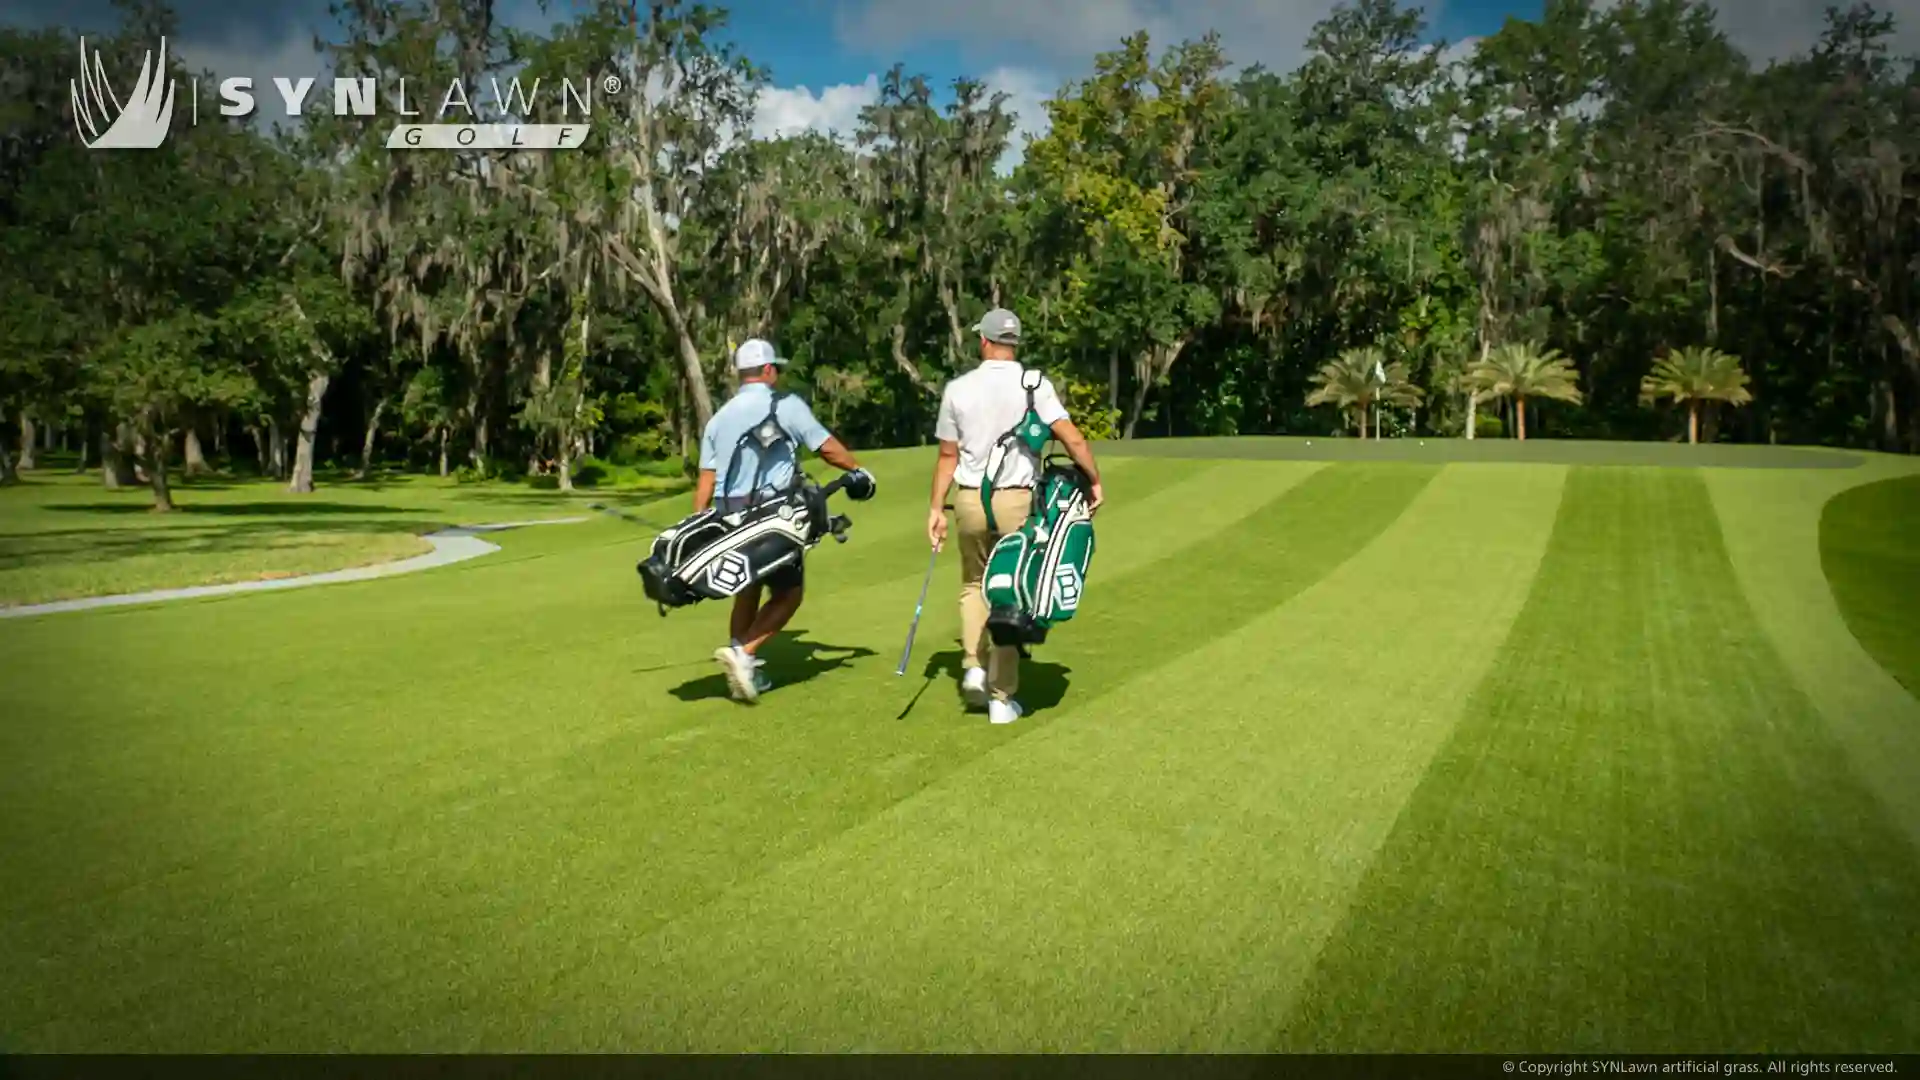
[{"xmin": 0, "ymin": 518, "xmax": 590, "ymax": 620}]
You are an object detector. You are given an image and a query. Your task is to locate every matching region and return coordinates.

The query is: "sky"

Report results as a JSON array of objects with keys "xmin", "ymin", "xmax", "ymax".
[{"xmin": 15, "ymin": 0, "xmax": 1915, "ymax": 162}]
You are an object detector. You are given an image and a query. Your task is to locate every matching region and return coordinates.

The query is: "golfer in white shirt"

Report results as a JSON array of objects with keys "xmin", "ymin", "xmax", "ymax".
[{"xmin": 926, "ymin": 307, "xmax": 1104, "ymax": 724}]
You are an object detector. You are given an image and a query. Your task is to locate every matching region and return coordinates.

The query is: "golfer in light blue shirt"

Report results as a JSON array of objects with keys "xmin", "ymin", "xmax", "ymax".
[{"xmin": 695, "ymin": 338, "xmax": 869, "ymax": 701}]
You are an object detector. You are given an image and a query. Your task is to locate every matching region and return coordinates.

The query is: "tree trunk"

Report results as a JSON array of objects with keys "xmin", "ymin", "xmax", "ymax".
[
  {"xmin": 248, "ymin": 425, "xmax": 267, "ymax": 474},
  {"xmin": 0, "ymin": 420, "xmax": 15, "ymax": 485},
  {"xmin": 1108, "ymin": 348, "xmax": 1120, "ymax": 413},
  {"xmin": 1706, "ymin": 246, "xmax": 1719, "ymax": 345},
  {"xmin": 1688, "ymin": 402, "xmax": 1699, "ymax": 445},
  {"xmin": 1874, "ymin": 379, "xmax": 1899, "ymax": 453},
  {"xmin": 76, "ymin": 420, "xmax": 93, "ymax": 471},
  {"xmin": 887, "ymin": 322, "xmax": 938, "ymax": 396},
  {"xmin": 103, "ymin": 427, "xmax": 137, "ymax": 488},
  {"xmin": 145, "ymin": 430, "xmax": 174, "ymax": 512},
  {"xmin": 1465, "ymin": 391, "xmax": 1479, "ymax": 440},
  {"xmin": 437, "ymin": 426, "xmax": 449, "ymax": 477},
  {"xmin": 268, "ymin": 417, "xmax": 288, "ymax": 480},
  {"xmin": 355, "ymin": 396, "xmax": 389, "ymax": 479},
  {"xmin": 1517, "ymin": 397, "xmax": 1528, "ymax": 441},
  {"xmin": 130, "ymin": 429, "xmax": 149, "ymax": 482},
  {"xmin": 667, "ymin": 307, "xmax": 715, "ymax": 433},
  {"xmin": 290, "ymin": 373, "xmax": 331, "ymax": 493},
  {"xmin": 1358, "ymin": 405, "xmax": 1369, "ymax": 439},
  {"xmin": 557, "ymin": 434, "xmax": 574, "ymax": 493},
  {"xmin": 212, "ymin": 423, "xmax": 225, "ymax": 461},
  {"xmin": 17, "ymin": 413, "xmax": 36, "ymax": 471},
  {"xmin": 1122, "ymin": 339, "xmax": 1190, "ymax": 440},
  {"xmin": 183, "ymin": 427, "xmax": 209, "ymax": 475}
]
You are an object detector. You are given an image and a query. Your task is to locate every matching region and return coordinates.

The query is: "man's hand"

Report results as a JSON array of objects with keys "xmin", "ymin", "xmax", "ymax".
[
  {"xmin": 927, "ymin": 505, "xmax": 949, "ymax": 551},
  {"xmin": 1087, "ymin": 480, "xmax": 1104, "ymax": 514}
]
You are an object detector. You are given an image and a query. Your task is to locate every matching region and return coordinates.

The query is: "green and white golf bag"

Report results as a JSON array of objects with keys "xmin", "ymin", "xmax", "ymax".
[{"xmin": 979, "ymin": 370, "xmax": 1097, "ymax": 647}]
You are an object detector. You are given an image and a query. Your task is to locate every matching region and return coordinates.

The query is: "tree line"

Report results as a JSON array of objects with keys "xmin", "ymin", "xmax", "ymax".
[{"xmin": 1, "ymin": 0, "xmax": 1915, "ymax": 510}]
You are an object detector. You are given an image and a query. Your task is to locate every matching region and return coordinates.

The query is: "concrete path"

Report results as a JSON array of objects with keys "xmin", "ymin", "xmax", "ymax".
[{"xmin": 0, "ymin": 517, "xmax": 589, "ymax": 620}]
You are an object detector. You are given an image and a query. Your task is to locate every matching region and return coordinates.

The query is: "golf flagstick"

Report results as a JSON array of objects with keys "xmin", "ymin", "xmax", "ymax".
[{"xmin": 896, "ymin": 546, "xmax": 939, "ymax": 676}]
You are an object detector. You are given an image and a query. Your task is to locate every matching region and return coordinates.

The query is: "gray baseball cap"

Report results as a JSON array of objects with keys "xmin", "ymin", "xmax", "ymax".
[{"xmin": 971, "ymin": 307, "xmax": 1021, "ymax": 345}]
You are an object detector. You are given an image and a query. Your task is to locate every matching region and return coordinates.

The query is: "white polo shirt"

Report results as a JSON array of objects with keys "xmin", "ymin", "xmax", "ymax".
[{"xmin": 935, "ymin": 360, "xmax": 1070, "ymax": 488}]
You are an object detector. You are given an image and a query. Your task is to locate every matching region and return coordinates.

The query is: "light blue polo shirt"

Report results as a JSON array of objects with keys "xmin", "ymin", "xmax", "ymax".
[{"xmin": 698, "ymin": 383, "xmax": 832, "ymax": 500}]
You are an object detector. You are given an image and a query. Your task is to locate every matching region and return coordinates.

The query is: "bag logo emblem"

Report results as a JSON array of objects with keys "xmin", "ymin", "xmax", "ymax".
[
  {"xmin": 708, "ymin": 551, "xmax": 750, "ymax": 593},
  {"xmin": 1053, "ymin": 565, "xmax": 1082, "ymax": 610}
]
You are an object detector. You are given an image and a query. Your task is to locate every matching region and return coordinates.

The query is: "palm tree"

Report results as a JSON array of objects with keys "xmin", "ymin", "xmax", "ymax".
[
  {"xmin": 1468, "ymin": 342, "xmax": 1583, "ymax": 441},
  {"xmin": 1639, "ymin": 346, "xmax": 1753, "ymax": 444},
  {"xmin": 1306, "ymin": 346, "xmax": 1425, "ymax": 438}
]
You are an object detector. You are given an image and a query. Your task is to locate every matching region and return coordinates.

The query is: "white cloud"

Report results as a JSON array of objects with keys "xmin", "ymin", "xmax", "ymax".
[
  {"xmin": 981, "ymin": 65, "xmax": 1061, "ymax": 172},
  {"xmin": 750, "ymin": 74, "xmax": 880, "ymax": 141},
  {"xmin": 1591, "ymin": 0, "xmax": 1920, "ymax": 63},
  {"xmin": 741, "ymin": 66, "xmax": 1060, "ymax": 172},
  {"xmin": 834, "ymin": 0, "xmax": 1375, "ymax": 76}
]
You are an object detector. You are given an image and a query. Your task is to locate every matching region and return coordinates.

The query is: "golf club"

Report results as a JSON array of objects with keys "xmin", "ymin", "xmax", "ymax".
[{"xmin": 896, "ymin": 545, "xmax": 939, "ymax": 676}]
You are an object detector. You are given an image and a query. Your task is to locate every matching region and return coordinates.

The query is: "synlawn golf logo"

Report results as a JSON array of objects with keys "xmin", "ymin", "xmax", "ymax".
[{"xmin": 71, "ymin": 36, "xmax": 599, "ymax": 152}]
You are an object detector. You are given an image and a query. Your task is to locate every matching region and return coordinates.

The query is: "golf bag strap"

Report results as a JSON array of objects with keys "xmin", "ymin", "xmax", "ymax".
[
  {"xmin": 981, "ymin": 370, "xmax": 1047, "ymax": 535},
  {"xmin": 724, "ymin": 391, "xmax": 797, "ymax": 510}
]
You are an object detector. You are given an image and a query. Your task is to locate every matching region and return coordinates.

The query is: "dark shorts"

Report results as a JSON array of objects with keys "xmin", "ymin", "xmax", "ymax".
[{"xmin": 715, "ymin": 495, "xmax": 804, "ymax": 593}]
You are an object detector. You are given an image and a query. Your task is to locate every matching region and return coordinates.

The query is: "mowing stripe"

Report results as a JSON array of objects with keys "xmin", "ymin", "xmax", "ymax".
[
  {"xmin": 1705, "ymin": 465, "xmax": 1920, "ymax": 849},
  {"xmin": 0, "ymin": 460, "xmax": 1361, "ymax": 1051},
  {"xmin": 547, "ymin": 463, "xmax": 1563, "ymax": 1050},
  {"xmin": 803, "ymin": 455, "xmax": 1217, "ymax": 595},
  {"xmin": 1275, "ymin": 467, "xmax": 1920, "ymax": 1052}
]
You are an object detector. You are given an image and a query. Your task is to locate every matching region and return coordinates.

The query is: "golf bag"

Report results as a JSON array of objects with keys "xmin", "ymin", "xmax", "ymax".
[
  {"xmin": 978, "ymin": 369, "xmax": 1097, "ymax": 646},
  {"xmin": 636, "ymin": 391, "xmax": 874, "ymax": 614}
]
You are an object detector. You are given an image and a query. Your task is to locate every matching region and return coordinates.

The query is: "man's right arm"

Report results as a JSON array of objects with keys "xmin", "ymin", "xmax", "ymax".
[
  {"xmin": 694, "ymin": 418, "xmax": 720, "ymax": 512},
  {"xmin": 928, "ymin": 386, "xmax": 961, "ymax": 549},
  {"xmin": 693, "ymin": 469, "xmax": 717, "ymax": 512}
]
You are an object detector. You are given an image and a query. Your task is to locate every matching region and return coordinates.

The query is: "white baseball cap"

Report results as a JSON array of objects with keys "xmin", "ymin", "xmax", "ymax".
[{"xmin": 734, "ymin": 339, "xmax": 787, "ymax": 370}]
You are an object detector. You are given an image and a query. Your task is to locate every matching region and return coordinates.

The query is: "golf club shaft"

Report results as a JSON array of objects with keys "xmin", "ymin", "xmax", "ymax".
[{"xmin": 895, "ymin": 547, "xmax": 939, "ymax": 675}]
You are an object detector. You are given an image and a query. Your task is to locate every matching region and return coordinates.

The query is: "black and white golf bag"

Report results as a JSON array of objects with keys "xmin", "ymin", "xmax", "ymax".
[{"xmin": 635, "ymin": 390, "xmax": 874, "ymax": 614}]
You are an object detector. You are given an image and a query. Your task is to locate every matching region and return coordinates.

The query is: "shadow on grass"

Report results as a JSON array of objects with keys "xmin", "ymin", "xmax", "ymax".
[
  {"xmin": 669, "ymin": 630, "xmax": 878, "ymax": 702},
  {"xmin": 43, "ymin": 501, "xmax": 420, "ymax": 517},
  {"xmin": 0, "ymin": 518, "xmax": 438, "ymax": 571},
  {"xmin": 897, "ymin": 648, "xmax": 1073, "ymax": 719}
]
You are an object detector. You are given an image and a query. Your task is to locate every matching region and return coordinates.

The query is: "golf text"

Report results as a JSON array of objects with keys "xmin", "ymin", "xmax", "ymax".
[{"xmin": 73, "ymin": 37, "xmax": 606, "ymax": 151}]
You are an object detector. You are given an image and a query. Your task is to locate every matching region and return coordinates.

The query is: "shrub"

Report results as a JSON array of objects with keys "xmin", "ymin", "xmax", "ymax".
[{"xmin": 1057, "ymin": 375, "xmax": 1121, "ymax": 441}]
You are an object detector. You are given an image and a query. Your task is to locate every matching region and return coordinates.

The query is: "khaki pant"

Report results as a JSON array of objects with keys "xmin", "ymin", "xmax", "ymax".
[{"xmin": 954, "ymin": 485, "xmax": 1032, "ymax": 702}]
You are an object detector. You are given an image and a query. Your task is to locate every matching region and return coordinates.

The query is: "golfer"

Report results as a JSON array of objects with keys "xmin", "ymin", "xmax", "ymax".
[
  {"xmin": 698, "ymin": 338, "xmax": 869, "ymax": 702},
  {"xmin": 926, "ymin": 308, "xmax": 1103, "ymax": 724}
]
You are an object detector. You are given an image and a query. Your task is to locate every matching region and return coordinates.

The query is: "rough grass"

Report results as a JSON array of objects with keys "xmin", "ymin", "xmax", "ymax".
[
  {"xmin": 1, "ymin": 445, "xmax": 1917, "ymax": 1051},
  {"xmin": 0, "ymin": 471, "xmax": 682, "ymax": 606},
  {"xmin": 1820, "ymin": 473, "xmax": 1920, "ymax": 697}
]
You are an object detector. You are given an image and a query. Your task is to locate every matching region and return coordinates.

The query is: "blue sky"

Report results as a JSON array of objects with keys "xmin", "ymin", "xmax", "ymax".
[{"xmin": 15, "ymin": 0, "xmax": 1885, "ymax": 157}]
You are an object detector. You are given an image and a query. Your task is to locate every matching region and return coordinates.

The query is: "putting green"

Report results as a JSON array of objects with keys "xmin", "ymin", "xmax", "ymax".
[{"xmin": 0, "ymin": 442, "xmax": 1916, "ymax": 1051}]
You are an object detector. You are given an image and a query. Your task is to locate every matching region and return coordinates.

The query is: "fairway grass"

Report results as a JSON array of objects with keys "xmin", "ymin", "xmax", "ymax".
[{"xmin": 2, "ymin": 445, "xmax": 1918, "ymax": 1051}]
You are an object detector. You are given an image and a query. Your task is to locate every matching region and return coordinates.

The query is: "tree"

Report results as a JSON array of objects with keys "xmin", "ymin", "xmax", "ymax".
[
  {"xmin": 1306, "ymin": 346, "xmax": 1424, "ymax": 437},
  {"xmin": 1639, "ymin": 345, "xmax": 1754, "ymax": 443},
  {"xmin": 1025, "ymin": 31, "xmax": 1231, "ymax": 438},
  {"xmin": 88, "ymin": 313, "xmax": 250, "ymax": 511},
  {"xmin": 1469, "ymin": 341, "xmax": 1585, "ymax": 440}
]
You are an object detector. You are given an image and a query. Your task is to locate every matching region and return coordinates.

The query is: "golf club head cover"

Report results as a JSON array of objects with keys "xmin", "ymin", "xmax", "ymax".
[{"xmin": 844, "ymin": 468, "xmax": 877, "ymax": 501}]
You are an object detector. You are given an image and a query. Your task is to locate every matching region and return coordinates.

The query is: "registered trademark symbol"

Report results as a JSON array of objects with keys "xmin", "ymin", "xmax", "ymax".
[{"xmin": 603, "ymin": 74, "xmax": 622, "ymax": 94}]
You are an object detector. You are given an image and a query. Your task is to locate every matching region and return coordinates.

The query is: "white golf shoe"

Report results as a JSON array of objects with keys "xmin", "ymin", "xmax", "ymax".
[
  {"xmin": 715, "ymin": 645, "xmax": 760, "ymax": 702},
  {"xmin": 988, "ymin": 698, "xmax": 1025, "ymax": 726},
  {"xmin": 960, "ymin": 666, "xmax": 989, "ymax": 709}
]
